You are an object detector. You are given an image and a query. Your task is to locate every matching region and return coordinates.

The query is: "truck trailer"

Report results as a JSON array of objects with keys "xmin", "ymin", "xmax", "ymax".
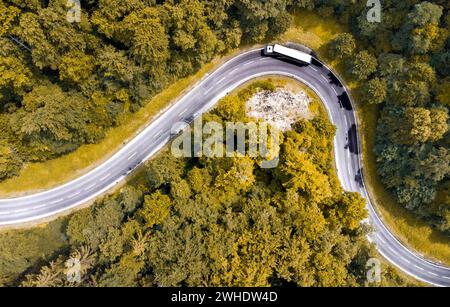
[{"xmin": 263, "ymin": 44, "xmax": 313, "ymax": 65}]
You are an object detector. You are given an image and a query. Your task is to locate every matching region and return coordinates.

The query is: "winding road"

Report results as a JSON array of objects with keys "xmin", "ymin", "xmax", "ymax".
[{"xmin": 0, "ymin": 48, "xmax": 449, "ymax": 286}]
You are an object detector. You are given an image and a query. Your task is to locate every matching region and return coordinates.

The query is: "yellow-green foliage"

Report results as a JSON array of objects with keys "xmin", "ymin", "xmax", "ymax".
[
  {"xmin": 0, "ymin": 81, "xmax": 390, "ymax": 287},
  {"xmin": 0, "ymin": 1, "xmax": 19, "ymax": 36}
]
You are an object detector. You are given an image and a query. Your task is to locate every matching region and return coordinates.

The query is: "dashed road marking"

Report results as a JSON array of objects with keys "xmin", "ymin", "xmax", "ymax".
[
  {"xmin": 414, "ymin": 265, "xmax": 425, "ymax": 271},
  {"xmin": 13, "ymin": 208, "xmax": 28, "ymax": 213},
  {"xmin": 377, "ymin": 236, "xmax": 386, "ymax": 245},
  {"xmin": 31, "ymin": 204, "xmax": 46, "ymax": 210},
  {"xmin": 400, "ymin": 256, "xmax": 411, "ymax": 264},
  {"xmin": 85, "ymin": 183, "xmax": 97, "ymax": 191},
  {"xmin": 230, "ymin": 67, "xmax": 240, "ymax": 75},
  {"xmin": 217, "ymin": 76, "xmax": 227, "ymax": 84},
  {"xmin": 127, "ymin": 152, "xmax": 137, "ymax": 161}
]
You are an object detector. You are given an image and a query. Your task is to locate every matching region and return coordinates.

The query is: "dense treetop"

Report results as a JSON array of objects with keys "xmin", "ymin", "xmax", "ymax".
[{"xmin": 322, "ymin": 0, "xmax": 449, "ymax": 233}]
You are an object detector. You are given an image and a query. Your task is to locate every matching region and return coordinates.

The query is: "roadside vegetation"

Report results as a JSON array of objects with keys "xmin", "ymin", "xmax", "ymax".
[
  {"xmin": 280, "ymin": 5, "xmax": 450, "ymax": 264},
  {"xmin": 320, "ymin": 1, "xmax": 450, "ymax": 238},
  {"xmin": 0, "ymin": 80, "xmax": 417, "ymax": 287},
  {"xmin": 0, "ymin": 59, "xmax": 219, "ymax": 195}
]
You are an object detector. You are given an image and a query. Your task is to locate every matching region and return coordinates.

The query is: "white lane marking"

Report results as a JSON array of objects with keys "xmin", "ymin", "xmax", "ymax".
[
  {"xmin": 31, "ymin": 204, "xmax": 46, "ymax": 210},
  {"xmin": 217, "ymin": 76, "xmax": 227, "ymax": 84},
  {"xmin": 377, "ymin": 236, "xmax": 386, "ymax": 245},
  {"xmin": 230, "ymin": 67, "xmax": 240, "ymax": 75},
  {"xmin": 203, "ymin": 83, "xmax": 217, "ymax": 95},
  {"xmin": 400, "ymin": 256, "xmax": 411, "ymax": 264},
  {"xmin": 428, "ymin": 272, "xmax": 439, "ymax": 277},
  {"xmin": 332, "ymin": 87, "xmax": 338, "ymax": 95},
  {"xmin": 414, "ymin": 265, "xmax": 425, "ymax": 271},
  {"xmin": 146, "ymin": 143, "xmax": 155, "ymax": 152},
  {"xmin": 127, "ymin": 152, "xmax": 138, "ymax": 161},
  {"xmin": 442, "ymin": 276, "xmax": 450, "ymax": 280},
  {"xmin": 343, "ymin": 115, "xmax": 348, "ymax": 126},
  {"xmin": 100, "ymin": 174, "xmax": 110, "ymax": 182},
  {"xmin": 71, "ymin": 191, "xmax": 81, "ymax": 197},
  {"xmin": 310, "ymin": 66, "xmax": 318, "ymax": 72},
  {"xmin": 50, "ymin": 199, "xmax": 64, "ymax": 205},
  {"xmin": 84, "ymin": 183, "xmax": 97, "ymax": 191},
  {"xmin": 243, "ymin": 61, "xmax": 255, "ymax": 67},
  {"xmin": 179, "ymin": 108, "xmax": 188, "ymax": 116},
  {"xmin": 13, "ymin": 208, "xmax": 28, "ymax": 213},
  {"xmin": 321, "ymin": 75, "xmax": 328, "ymax": 83},
  {"xmin": 154, "ymin": 129, "xmax": 163, "ymax": 138}
]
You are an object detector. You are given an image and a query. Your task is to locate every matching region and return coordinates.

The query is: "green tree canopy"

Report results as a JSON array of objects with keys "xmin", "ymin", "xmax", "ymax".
[
  {"xmin": 348, "ymin": 50, "xmax": 378, "ymax": 81},
  {"xmin": 329, "ymin": 33, "xmax": 356, "ymax": 59}
]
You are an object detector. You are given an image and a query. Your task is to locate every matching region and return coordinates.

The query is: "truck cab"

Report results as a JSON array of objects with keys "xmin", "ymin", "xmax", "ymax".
[{"xmin": 263, "ymin": 45, "xmax": 274, "ymax": 56}]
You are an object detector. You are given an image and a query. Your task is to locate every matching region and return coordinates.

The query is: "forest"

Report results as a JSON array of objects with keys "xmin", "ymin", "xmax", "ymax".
[
  {"xmin": 0, "ymin": 0, "xmax": 449, "ymax": 233},
  {"xmin": 0, "ymin": 0, "xmax": 296, "ymax": 179},
  {"xmin": 334, "ymin": 1, "xmax": 450, "ymax": 233},
  {"xmin": 0, "ymin": 81, "xmax": 413, "ymax": 287}
]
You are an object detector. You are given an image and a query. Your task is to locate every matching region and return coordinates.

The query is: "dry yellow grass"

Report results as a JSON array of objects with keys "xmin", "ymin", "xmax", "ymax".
[{"xmin": 281, "ymin": 9, "xmax": 348, "ymax": 60}]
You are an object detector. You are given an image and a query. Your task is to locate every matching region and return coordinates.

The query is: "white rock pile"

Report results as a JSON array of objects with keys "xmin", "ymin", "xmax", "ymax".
[{"xmin": 246, "ymin": 88, "xmax": 312, "ymax": 132}]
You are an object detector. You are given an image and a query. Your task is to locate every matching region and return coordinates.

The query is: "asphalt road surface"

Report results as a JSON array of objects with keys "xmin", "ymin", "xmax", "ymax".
[{"xmin": 0, "ymin": 49, "xmax": 449, "ymax": 286}]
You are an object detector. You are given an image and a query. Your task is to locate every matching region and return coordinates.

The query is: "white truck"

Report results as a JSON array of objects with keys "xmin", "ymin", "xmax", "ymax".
[{"xmin": 263, "ymin": 44, "xmax": 313, "ymax": 65}]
